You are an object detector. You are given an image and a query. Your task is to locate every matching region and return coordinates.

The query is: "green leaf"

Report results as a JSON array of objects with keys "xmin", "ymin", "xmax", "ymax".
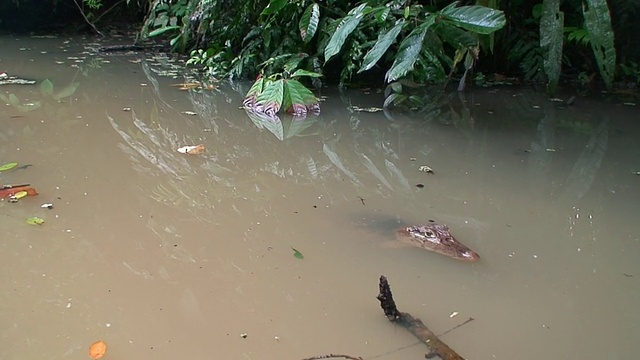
[
  {"xmin": 283, "ymin": 54, "xmax": 308, "ymax": 73},
  {"xmin": 148, "ymin": 25, "xmax": 181, "ymax": 37},
  {"xmin": 372, "ymin": 6, "xmax": 390, "ymax": 23},
  {"xmin": 436, "ymin": 22, "xmax": 477, "ymax": 50},
  {"xmin": 386, "ymin": 19, "xmax": 434, "ymax": 82},
  {"xmin": 243, "ymin": 76, "xmax": 266, "ymax": 108},
  {"xmin": 324, "ymin": 3, "xmax": 368, "ymax": 62},
  {"xmin": 540, "ymin": 0, "xmax": 563, "ymax": 95},
  {"xmin": 283, "ymin": 79, "xmax": 318, "ymax": 114},
  {"xmin": 0, "ymin": 162, "xmax": 18, "ymax": 172},
  {"xmin": 261, "ymin": 0, "xmax": 288, "ymax": 15},
  {"xmin": 291, "ymin": 246, "xmax": 304, "ymax": 259},
  {"xmin": 384, "ymin": 93, "xmax": 405, "ymax": 108},
  {"xmin": 359, "ymin": 20, "xmax": 405, "ymax": 73},
  {"xmin": 40, "ymin": 79, "xmax": 54, "ymax": 96},
  {"xmin": 582, "ymin": 0, "xmax": 616, "ymax": 90},
  {"xmin": 299, "ymin": 3, "xmax": 320, "ymax": 43},
  {"xmin": 440, "ymin": 5, "xmax": 506, "ymax": 35},
  {"xmin": 26, "ymin": 217, "xmax": 45, "ymax": 225},
  {"xmin": 256, "ymin": 79, "xmax": 284, "ymax": 114},
  {"xmin": 290, "ymin": 69, "xmax": 323, "ymax": 78}
]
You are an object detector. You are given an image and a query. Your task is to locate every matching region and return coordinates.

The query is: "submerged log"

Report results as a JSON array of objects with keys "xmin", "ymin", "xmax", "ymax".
[{"xmin": 376, "ymin": 275, "xmax": 466, "ymax": 360}]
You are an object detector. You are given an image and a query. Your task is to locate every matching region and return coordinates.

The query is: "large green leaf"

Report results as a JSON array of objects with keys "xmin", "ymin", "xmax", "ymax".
[
  {"xmin": 148, "ymin": 25, "xmax": 181, "ymax": 37},
  {"xmin": 359, "ymin": 20, "xmax": 405, "ymax": 73},
  {"xmin": 243, "ymin": 76, "xmax": 266, "ymax": 108},
  {"xmin": 324, "ymin": 3, "xmax": 368, "ymax": 62},
  {"xmin": 261, "ymin": 0, "xmax": 288, "ymax": 15},
  {"xmin": 369, "ymin": 6, "xmax": 390, "ymax": 23},
  {"xmin": 436, "ymin": 22, "xmax": 478, "ymax": 50},
  {"xmin": 440, "ymin": 5, "xmax": 505, "ymax": 35},
  {"xmin": 299, "ymin": 3, "xmax": 320, "ymax": 43},
  {"xmin": 386, "ymin": 18, "xmax": 434, "ymax": 82},
  {"xmin": 256, "ymin": 79, "xmax": 284, "ymax": 115},
  {"xmin": 540, "ymin": 0, "xmax": 563, "ymax": 95},
  {"xmin": 582, "ymin": 0, "xmax": 616, "ymax": 90},
  {"xmin": 283, "ymin": 79, "xmax": 318, "ymax": 114},
  {"xmin": 290, "ymin": 69, "xmax": 323, "ymax": 78}
]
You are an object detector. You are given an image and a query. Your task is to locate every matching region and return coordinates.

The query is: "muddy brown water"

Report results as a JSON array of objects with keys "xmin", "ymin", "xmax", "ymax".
[{"xmin": 1, "ymin": 35, "xmax": 639, "ymax": 360}]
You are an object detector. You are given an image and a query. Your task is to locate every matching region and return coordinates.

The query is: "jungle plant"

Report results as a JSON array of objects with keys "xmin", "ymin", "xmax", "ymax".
[
  {"xmin": 242, "ymin": 59, "xmax": 322, "ymax": 116},
  {"xmin": 324, "ymin": 1, "xmax": 506, "ymax": 89},
  {"xmin": 538, "ymin": 0, "xmax": 616, "ymax": 94},
  {"xmin": 140, "ymin": 0, "xmax": 192, "ymax": 51}
]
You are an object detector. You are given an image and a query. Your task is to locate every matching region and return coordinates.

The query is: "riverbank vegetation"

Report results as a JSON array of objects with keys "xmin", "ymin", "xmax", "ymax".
[{"xmin": 2, "ymin": 0, "xmax": 638, "ymax": 95}]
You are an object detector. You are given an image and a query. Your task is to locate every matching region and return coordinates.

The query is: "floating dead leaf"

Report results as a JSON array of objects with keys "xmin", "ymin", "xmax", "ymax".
[
  {"xmin": 88, "ymin": 340, "xmax": 107, "ymax": 359},
  {"xmin": 177, "ymin": 144, "xmax": 205, "ymax": 155},
  {"xmin": 181, "ymin": 111, "xmax": 197, "ymax": 116},
  {"xmin": 1, "ymin": 185, "xmax": 38, "ymax": 198},
  {"xmin": 122, "ymin": 107, "xmax": 131, "ymax": 112}
]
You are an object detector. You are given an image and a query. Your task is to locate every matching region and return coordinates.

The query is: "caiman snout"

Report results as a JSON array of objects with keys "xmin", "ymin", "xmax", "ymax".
[{"xmin": 396, "ymin": 223, "xmax": 480, "ymax": 262}]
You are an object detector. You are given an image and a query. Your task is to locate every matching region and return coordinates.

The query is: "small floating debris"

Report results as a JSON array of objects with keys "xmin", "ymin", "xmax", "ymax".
[
  {"xmin": 291, "ymin": 246, "xmax": 304, "ymax": 259},
  {"xmin": 41, "ymin": 203, "xmax": 54, "ymax": 209},
  {"xmin": 449, "ymin": 311, "xmax": 459, "ymax": 318},
  {"xmin": 177, "ymin": 144, "xmax": 205, "ymax": 155},
  {"xmin": 181, "ymin": 110, "xmax": 197, "ymax": 116},
  {"xmin": 350, "ymin": 106, "xmax": 383, "ymax": 113},
  {"xmin": 122, "ymin": 107, "xmax": 131, "ymax": 112},
  {"xmin": 418, "ymin": 165, "xmax": 434, "ymax": 174}
]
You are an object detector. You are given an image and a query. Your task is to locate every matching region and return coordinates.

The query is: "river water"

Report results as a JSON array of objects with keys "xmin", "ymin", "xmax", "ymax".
[{"xmin": 1, "ymin": 35, "xmax": 639, "ymax": 360}]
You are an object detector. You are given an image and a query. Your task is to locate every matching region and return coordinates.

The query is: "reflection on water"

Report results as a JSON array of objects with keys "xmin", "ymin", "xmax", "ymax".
[{"xmin": 1, "ymin": 35, "xmax": 640, "ymax": 360}]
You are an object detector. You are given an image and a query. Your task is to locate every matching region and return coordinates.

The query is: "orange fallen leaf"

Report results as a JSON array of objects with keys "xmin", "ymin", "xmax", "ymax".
[
  {"xmin": 187, "ymin": 144, "xmax": 205, "ymax": 154},
  {"xmin": 0, "ymin": 186, "xmax": 38, "ymax": 198},
  {"xmin": 88, "ymin": 340, "xmax": 107, "ymax": 359}
]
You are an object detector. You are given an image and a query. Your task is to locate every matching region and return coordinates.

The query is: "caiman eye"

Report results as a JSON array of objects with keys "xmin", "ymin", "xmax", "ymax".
[{"xmin": 425, "ymin": 230, "xmax": 434, "ymax": 237}]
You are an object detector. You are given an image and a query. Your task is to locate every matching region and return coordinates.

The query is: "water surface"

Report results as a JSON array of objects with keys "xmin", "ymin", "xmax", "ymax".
[{"xmin": 1, "ymin": 35, "xmax": 639, "ymax": 360}]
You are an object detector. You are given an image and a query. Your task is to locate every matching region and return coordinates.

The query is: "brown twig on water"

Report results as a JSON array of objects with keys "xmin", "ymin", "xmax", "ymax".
[
  {"xmin": 301, "ymin": 354, "xmax": 363, "ymax": 360},
  {"xmin": 376, "ymin": 275, "xmax": 467, "ymax": 360}
]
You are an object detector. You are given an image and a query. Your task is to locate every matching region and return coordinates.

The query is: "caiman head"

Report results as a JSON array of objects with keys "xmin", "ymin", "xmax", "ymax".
[{"xmin": 396, "ymin": 223, "xmax": 480, "ymax": 262}]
